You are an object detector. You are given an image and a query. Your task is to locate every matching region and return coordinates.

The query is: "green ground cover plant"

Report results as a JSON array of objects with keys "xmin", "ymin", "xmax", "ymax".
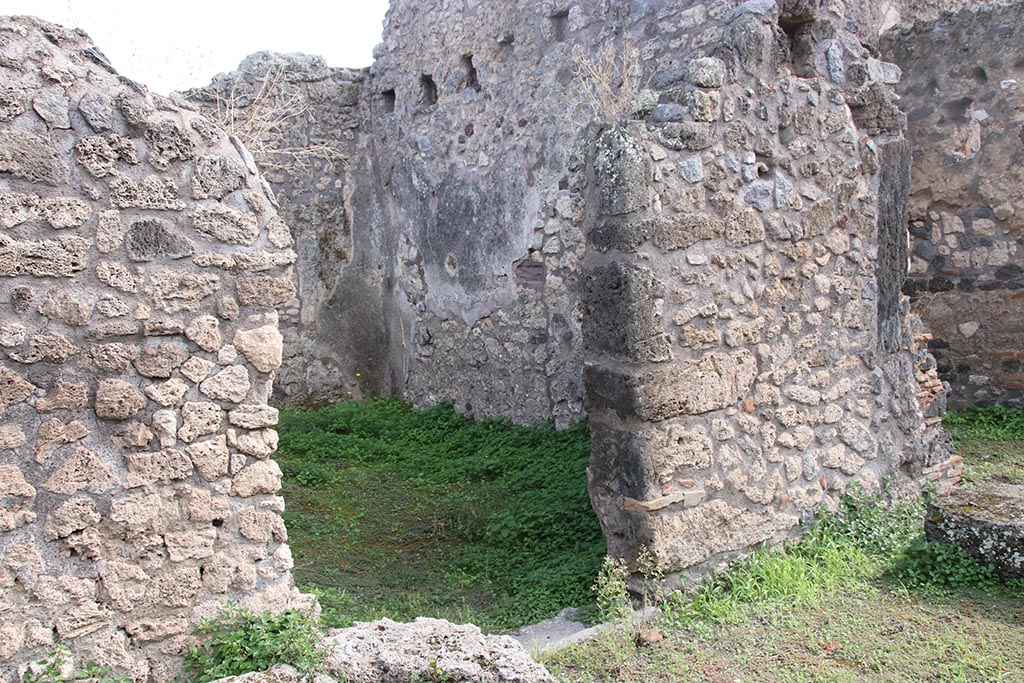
[
  {"xmin": 944, "ymin": 405, "xmax": 1024, "ymax": 486},
  {"xmin": 275, "ymin": 398, "xmax": 604, "ymax": 631},
  {"xmin": 183, "ymin": 606, "xmax": 324, "ymax": 683}
]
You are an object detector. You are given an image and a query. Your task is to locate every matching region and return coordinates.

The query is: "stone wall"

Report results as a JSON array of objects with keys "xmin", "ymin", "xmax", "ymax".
[
  {"xmin": 883, "ymin": 3, "xmax": 1024, "ymax": 407},
  {"xmin": 577, "ymin": 1, "xmax": 951, "ymax": 580},
  {"xmin": 185, "ymin": 55, "xmax": 368, "ymax": 406},
  {"xmin": 0, "ymin": 17, "xmax": 307, "ymax": 682}
]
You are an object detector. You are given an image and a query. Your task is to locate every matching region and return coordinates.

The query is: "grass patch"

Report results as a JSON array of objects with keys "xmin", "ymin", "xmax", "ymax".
[
  {"xmin": 545, "ymin": 489, "xmax": 1024, "ymax": 682},
  {"xmin": 944, "ymin": 405, "xmax": 1024, "ymax": 486},
  {"xmin": 276, "ymin": 398, "xmax": 604, "ymax": 631},
  {"xmin": 543, "ymin": 408, "xmax": 1024, "ymax": 682}
]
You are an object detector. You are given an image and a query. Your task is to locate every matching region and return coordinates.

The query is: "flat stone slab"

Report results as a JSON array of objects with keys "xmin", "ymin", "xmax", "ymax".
[{"xmin": 925, "ymin": 483, "xmax": 1024, "ymax": 580}]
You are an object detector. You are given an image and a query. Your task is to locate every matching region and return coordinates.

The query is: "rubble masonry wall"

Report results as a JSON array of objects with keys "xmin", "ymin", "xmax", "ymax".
[{"xmin": 0, "ymin": 17, "xmax": 308, "ymax": 683}]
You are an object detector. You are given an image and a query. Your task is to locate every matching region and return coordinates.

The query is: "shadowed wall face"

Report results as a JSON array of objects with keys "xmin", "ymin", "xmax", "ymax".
[
  {"xmin": 0, "ymin": 17, "xmax": 308, "ymax": 682},
  {"xmin": 884, "ymin": 4, "xmax": 1024, "ymax": 407}
]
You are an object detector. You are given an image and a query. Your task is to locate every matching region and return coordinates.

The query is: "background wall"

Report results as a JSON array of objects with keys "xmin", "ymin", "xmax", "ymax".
[{"xmin": 884, "ymin": 3, "xmax": 1024, "ymax": 407}]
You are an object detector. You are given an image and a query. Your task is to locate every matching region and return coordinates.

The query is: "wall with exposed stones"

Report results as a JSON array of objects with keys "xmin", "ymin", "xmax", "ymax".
[
  {"xmin": 0, "ymin": 17, "xmax": 308, "ymax": 683},
  {"xmin": 185, "ymin": 55, "xmax": 369, "ymax": 406},
  {"xmin": 882, "ymin": 3, "xmax": 1024, "ymax": 407},
  {"xmin": 574, "ymin": 1, "xmax": 952, "ymax": 580}
]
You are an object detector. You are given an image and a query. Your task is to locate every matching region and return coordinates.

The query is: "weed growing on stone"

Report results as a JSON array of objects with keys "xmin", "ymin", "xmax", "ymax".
[
  {"xmin": 21, "ymin": 646, "xmax": 129, "ymax": 683},
  {"xmin": 183, "ymin": 605, "xmax": 324, "ymax": 683},
  {"xmin": 592, "ymin": 556, "xmax": 631, "ymax": 624},
  {"xmin": 276, "ymin": 398, "xmax": 604, "ymax": 631},
  {"xmin": 214, "ymin": 65, "xmax": 346, "ymax": 174},
  {"xmin": 568, "ymin": 40, "xmax": 654, "ymax": 125}
]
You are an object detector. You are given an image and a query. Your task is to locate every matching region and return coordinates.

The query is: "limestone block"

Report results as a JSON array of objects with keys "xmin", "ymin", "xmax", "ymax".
[
  {"xmin": 124, "ymin": 617, "xmax": 189, "ymax": 643},
  {"xmin": 74, "ymin": 134, "xmax": 137, "ymax": 177},
  {"xmin": 78, "ymin": 92, "xmax": 113, "ymax": 131},
  {"xmin": 0, "ymin": 130, "xmax": 69, "ymax": 185},
  {"xmin": 838, "ymin": 418, "xmax": 876, "ymax": 454},
  {"xmin": 230, "ymin": 460, "xmax": 283, "ymax": 497},
  {"xmin": 96, "ymin": 261, "xmax": 139, "ymax": 293},
  {"xmin": 321, "ymin": 618, "xmax": 557, "ymax": 683},
  {"xmin": 228, "ymin": 405, "xmax": 279, "ymax": 429},
  {"xmin": 164, "ymin": 528, "xmax": 217, "ymax": 561},
  {"xmin": 95, "ymin": 378, "xmax": 147, "ymax": 420},
  {"xmin": 124, "ymin": 219, "xmax": 196, "ymax": 261},
  {"xmin": 124, "ymin": 449, "xmax": 193, "ymax": 487},
  {"xmin": 185, "ymin": 315, "xmax": 222, "ymax": 352},
  {"xmin": 44, "ymin": 497, "xmax": 100, "ymax": 539},
  {"xmin": 147, "ymin": 566, "xmax": 201, "ymax": 608},
  {"xmin": 725, "ymin": 209, "xmax": 766, "ymax": 246},
  {"xmin": 34, "ymin": 418, "xmax": 90, "ymax": 463},
  {"xmin": 0, "ymin": 365, "xmax": 35, "ymax": 411},
  {"xmin": 0, "ymin": 234, "xmax": 91, "ymax": 277},
  {"xmin": 0, "ymin": 424, "xmax": 26, "ymax": 449},
  {"xmin": 38, "ymin": 197, "xmax": 91, "ymax": 228},
  {"xmin": 236, "ymin": 275, "xmax": 296, "ymax": 307},
  {"xmin": 110, "ymin": 492, "xmax": 174, "ymax": 536},
  {"xmin": 99, "ymin": 561, "xmax": 151, "ymax": 613},
  {"xmin": 237, "ymin": 506, "xmax": 288, "ymax": 543},
  {"xmin": 186, "ymin": 435, "xmax": 230, "ymax": 481},
  {"xmin": 9, "ymin": 331, "xmax": 77, "ymax": 364},
  {"xmin": 55, "ymin": 600, "xmax": 112, "ymax": 639},
  {"xmin": 233, "ymin": 324, "xmax": 283, "ymax": 373},
  {"xmin": 144, "ymin": 118, "xmax": 196, "ymax": 169},
  {"xmin": 228, "ymin": 428, "xmax": 278, "ymax": 459},
  {"xmin": 151, "ymin": 409, "xmax": 178, "ymax": 448},
  {"xmin": 0, "ymin": 622, "xmax": 24, "ymax": 662},
  {"xmin": 191, "ymin": 206, "xmax": 259, "ymax": 245},
  {"xmin": 43, "ymin": 447, "xmax": 119, "ymax": 494},
  {"xmin": 266, "ymin": 216, "xmax": 293, "ymax": 248},
  {"xmin": 110, "ymin": 175, "xmax": 186, "ymax": 209},
  {"xmin": 180, "ymin": 486, "xmax": 229, "ymax": 523},
  {"xmin": 233, "ymin": 250, "xmax": 298, "ymax": 272},
  {"xmin": 96, "ymin": 210, "xmax": 124, "ymax": 253},
  {"xmin": 0, "ymin": 323, "xmax": 27, "ymax": 347},
  {"xmin": 216, "ymin": 294, "xmax": 240, "ymax": 320},
  {"xmin": 191, "ymin": 156, "xmax": 246, "ymax": 200},
  {"xmin": 178, "ymin": 402, "xmax": 224, "ymax": 442},
  {"xmin": 0, "ymin": 191, "xmax": 38, "ymax": 227},
  {"xmin": 585, "ymin": 350, "xmax": 758, "ymax": 421},
  {"xmin": 39, "ymin": 288, "xmax": 96, "ymax": 326},
  {"xmin": 36, "ymin": 379, "xmax": 89, "ymax": 412},
  {"xmin": 181, "ymin": 356, "xmax": 216, "ymax": 383},
  {"xmin": 145, "ymin": 378, "xmax": 189, "ymax": 407},
  {"xmin": 146, "ymin": 269, "xmax": 220, "ymax": 313},
  {"xmin": 199, "ymin": 365, "xmax": 251, "ymax": 403},
  {"xmin": 0, "ymin": 464, "xmax": 37, "ymax": 531},
  {"xmin": 110, "ymin": 421, "xmax": 154, "ymax": 451},
  {"xmin": 134, "ymin": 342, "xmax": 190, "ymax": 378}
]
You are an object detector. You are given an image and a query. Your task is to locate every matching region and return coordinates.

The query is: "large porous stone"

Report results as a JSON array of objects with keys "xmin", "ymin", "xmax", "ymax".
[
  {"xmin": 584, "ymin": 351, "xmax": 758, "ymax": 421},
  {"xmin": 192, "ymin": 206, "xmax": 260, "ymax": 245},
  {"xmin": 233, "ymin": 324, "xmax": 284, "ymax": 373},
  {"xmin": 322, "ymin": 617, "xmax": 557, "ymax": 683},
  {"xmin": 95, "ymin": 379, "xmax": 147, "ymax": 420},
  {"xmin": 582, "ymin": 261, "xmax": 670, "ymax": 363},
  {"xmin": 594, "ymin": 126, "xmax": 651, "ymax": 216},
  {"xmin": 0, "ymin": 130, "xmax": 69, "ymax": 185},
  {"xmin": 925, "ymin": 484, "xmax": 1024, "ymax": 580},
  {"xmin": 124, "ymin": 219, "xmax": 196, "ymax": 261}
]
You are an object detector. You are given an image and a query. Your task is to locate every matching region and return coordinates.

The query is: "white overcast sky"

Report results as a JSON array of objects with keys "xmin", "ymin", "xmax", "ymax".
[{"xmin": 0, "ymin": 0, "xmax": 390, "ymax": 93}]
